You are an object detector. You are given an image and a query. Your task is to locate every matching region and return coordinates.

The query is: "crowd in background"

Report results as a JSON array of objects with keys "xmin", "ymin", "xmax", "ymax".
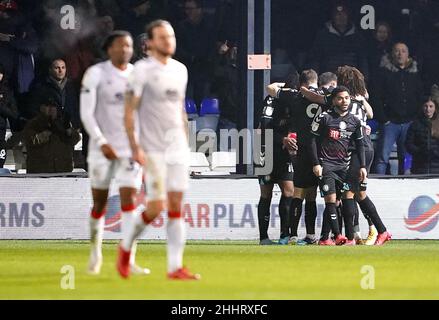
[{"xmin": 0, "ymin": 0, "xmax": 438, "ymax": 174}]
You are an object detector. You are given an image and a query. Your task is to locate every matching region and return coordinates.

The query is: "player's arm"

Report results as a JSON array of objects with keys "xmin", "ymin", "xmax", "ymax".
[
  {"xmin": 266, "ymin": 82, "xmax": 285, "ymax": 97},
  {"xmin": 124, "ymin": 90, "xmax": 145, "ymax": 166},
  {"xmin": 80, "ymin": 67, "xmax": 117, "ymax": 160},
  {"xmin": 267, "ymin": 83, "xmax": 300, "ymax": 109},
  {"xmin": 181, "ymin": 65, "xmax": 190, "ymax": 141},
  {"xmin": 182, "ymin": 100, "xmax": 189, "ymax": 141},
  {"xmin": 299, "ymin": 86, "xmax": 326, "ymax": 105},
  {"xmin": 357, "ymin": 96, "xmax": 374, "ymax": 119},
  {"xmin": 362, "ymin": 99, "xmax": 374, "ymax": 119},
  {"xmin": 309, "ymin": 113, "xmax": 325, "ymax": 177},
  {"xmin": 125, "ymin": 65, "xmax": 147, "ymax": 165},
  {"xmin": 353, "ymin": 122, "xmax": 367, "ymax": 181}
]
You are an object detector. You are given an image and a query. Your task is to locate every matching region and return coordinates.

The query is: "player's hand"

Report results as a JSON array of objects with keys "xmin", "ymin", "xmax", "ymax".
[
  {"xmin": 101, "ymin": 144, "xmax": 118, "ymax": 160},
  {"xmin": 283, "ymin": 137, "xmax": 298, "ymax": 152},
  {"xmin": 299, "ymin": 86, "xmax": 309, "ymax": 94},
  {"xmin": 355, "ymin": 95, "xmax": 365, "ymax": 102},
  {"xmin": 359, "ymin": 167, "xmax": 368, "ymax": 182},
  {"xmin": 132, "ymin": 146, "xmax": 146, "ymax": 166},
  {"xmin": 0, "ymin": 33, "xmax": 13, "ymax": 42},
  {"xmin": 365, "ymin": 125, "xmax": 372, "ymax": 136},
  {"xmin": 313, "ymin": 165, "xmax": 322, "ymax": 178},
  {"xmin": 218, "ymin": 40, "xmax": 229, "ymax": 55},
  {"xmin": 35, "ymin": 130, "xmax": 52, "ymax": 144},
  {"xmin": 267, "ymin": 83, "xmax": 284, "ymax": 97}
]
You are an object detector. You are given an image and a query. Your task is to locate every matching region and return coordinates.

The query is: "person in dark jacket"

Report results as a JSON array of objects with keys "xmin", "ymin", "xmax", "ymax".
[
  {"xmin": 367, "ymin": 21, "xmax": 393, "ymax": 81},
  {"xmin": 117, "ymin": 0, "xmax": 164, "ymax": 37},
  {"xmin": 405, "ymin": 98, "xmax": 439, "ymax": 174},
  {"xmin": 0, "ymin": 63, "xmax": 18, "ymax": 167},
  {"xmin": 28, "ymin": 58, "xmax": 80, "ymax": 128},
  {"xmin": 0, "ymin": 1, "xmax": 38, "ymax": 94},
  {"xmin": 23, "ymin": 99, "xmax": 80, "ymax": 174},
  {"xmin": 308, "ymin": 2, "xmax": 368, "ymax": 77},
  {"xmin": 176, "ymin": 0, "xmax": 216, "ymax": 105},
  {"xmin": 372, "ymin": 42, "xmax": 424, "ymax": 175},
  {"xmin": 211, "ymin": 41, "xmax": 239, "ymax": 150}
]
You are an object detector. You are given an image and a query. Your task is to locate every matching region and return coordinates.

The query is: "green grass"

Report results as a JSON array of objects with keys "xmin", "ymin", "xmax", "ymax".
[{"xmin": 0, "ymin": 240, "xmax": 438, "ymax": 300}]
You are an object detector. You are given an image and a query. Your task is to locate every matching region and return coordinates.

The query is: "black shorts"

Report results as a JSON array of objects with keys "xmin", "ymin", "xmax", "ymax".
[
  {"xmin": 258, "ymin": 160, "xmax": 294, "ymax": 185},
  {"xmin": 345, "ymin": 149, "xmax": 374, "ymax": 192},
  {"xmin": 293, "ymin": 147, "xmax": 319, "ymax": 189},
  {"xmin": 319, "ymin": 168, "xmax": 348, "ymax": 197}
]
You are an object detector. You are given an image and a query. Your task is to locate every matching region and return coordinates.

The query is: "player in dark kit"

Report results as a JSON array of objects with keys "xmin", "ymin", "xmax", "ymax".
[
  {"xmin": 310, "ymin": 86, "xmax": 367, "ymax": 245},
  {"xmin": 336, "ymin": 66, "xmax": 391, "ymax": 245},
  {"xmin": 267, "ymin": 70, "xmax": 330, "ymax": 245},
  {"xmin": 257, "ymin": 74, "xmax": 298, "ymax": 245},
  {"xmin": 302, "ymin": 66, "xmax": 391, "ymax": 246}
]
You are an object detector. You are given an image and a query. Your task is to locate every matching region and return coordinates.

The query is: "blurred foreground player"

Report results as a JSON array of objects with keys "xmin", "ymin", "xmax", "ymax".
[
  {"xmin": 117, "ymin": 20, "xmax": 200, "ymax": 280},
  {"xmin": 80, "ymin": 31, "xmax": 149, "ymax": 275}
]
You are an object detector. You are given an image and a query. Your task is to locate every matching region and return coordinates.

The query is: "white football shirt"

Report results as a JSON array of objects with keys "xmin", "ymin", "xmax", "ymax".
[
  {"xmin": 80, "ymin": 60, "xmax": 136, "ymax": 158},
  {"xmin": 128, "ymin": 57, "xmax": 188, "ymax": 153}
]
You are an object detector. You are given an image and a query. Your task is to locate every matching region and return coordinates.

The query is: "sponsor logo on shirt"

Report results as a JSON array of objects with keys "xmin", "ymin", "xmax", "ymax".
[
  {"xmin": 329, "ymin": 128, "xmax": 340, "ymax": 140},
  {"xmin": 165, "ymin": 89, "xmax": 179, "ymax": 101}
]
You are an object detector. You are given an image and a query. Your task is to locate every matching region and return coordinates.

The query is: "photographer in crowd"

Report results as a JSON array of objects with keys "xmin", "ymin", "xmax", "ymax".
[{"xmin": 23, "ymin": 99, "xmax": 80, "ymax": 174}]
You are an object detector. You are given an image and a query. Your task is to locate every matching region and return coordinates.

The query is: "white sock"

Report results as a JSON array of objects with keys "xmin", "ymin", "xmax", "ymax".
[
  {"xmin": 121, "ymin": 210, "xmax": 134, "ymax": 246},
  {"xmin": 90, "ymin": 217, "xmax": 104, "ymax": 254},
  {"xmin": 167, "ymin": 218, "xmax": 185, "ymax": 273},
  {"xmin": 130, "ymin": 241, "xmax": 137, "ymax": 266},
  {"xmin": 121, "ymin": 211, "xmax": 147, "ymax": 251}
]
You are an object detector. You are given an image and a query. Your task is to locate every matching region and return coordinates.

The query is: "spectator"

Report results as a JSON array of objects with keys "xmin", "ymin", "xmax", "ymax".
[
  {"xmin": 0, "ymin": 0, "xmax": 38, "ymax": 93},
  {"xmin": 23, "ymin": 99, "xmax": 80, "ymax": 174},
  {"xmin": 211, "ymin": 41, "xmax": 239, "ymax": 150},
  {"xmin": 92, "ymin": 15, "xmax": 116, "ymax": 61},
  {"xmin": 95, "ymin": 0, "xmax": 121, "ymax": 18},
  {"xmin": 367, "ymin": 21, "xmax": 393, "ymax": 79},
  {"xmin": 28, "ymin": 58, "xmax": 80, "ymax": 128},
  {"xmin": 176, "ymin": 0, "xmax": 215, "ymax": 105},
  {"xmin": 0, "ymin": 63, "xmax": 18, "ymax": 167},
  {"xmin": 308, "ymin": 2, "xmax": 368, "ymax": 77},
  {"xmin": 372, "ymin": 42, "xmax": 424, "ymax": 175},
  {"xmin": 405, "ymin": 98, "xmax": 439, "ymax": 174},
  {"xmin": 63, "ymin": 16, "xmax": 98, "ymax": 85},
  {"xmin": 270, "ymin": 47, "xmax": 298, "ymax": 83},
  {"xmin": 432, "ymin": 84, "xmax": 439, "ymax": 104},
  {"xmin": 132, "ymin": 33, "xmax": 149, "ymax": 62},
  {"xmin": 117, "ymin": 0, "xmax": 163, "ymax": 37},
  {"xmin": 418, "ymin": 22, "xmax": 439, "ymax": 93}
]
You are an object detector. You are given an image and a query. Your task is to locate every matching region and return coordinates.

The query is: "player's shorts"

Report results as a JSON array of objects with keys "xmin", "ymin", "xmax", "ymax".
[
  {"xmin": 293, "ymin": 147, "xmax": 319, "ymax": 189},
  {"xmin": 88, "ymin": 152, "xmax": 143, "ymax": 190},
  {"xmin": 258, "ymin": 145, "xmax": 294, "ymax": 185},
  {"xmin": 258, "ymin": 160, "xmax": 294, "ymax": 185},
  {"xmin": 144, "ymin": 151, "xmax": 190, "ymax": 201},
  {"xmin": 319, "ymin": 168, "xmax": 348, "ymax": 197},
  {"xmin": 345, "ymin": 149, "xmax": 374, "ymax": 193}
]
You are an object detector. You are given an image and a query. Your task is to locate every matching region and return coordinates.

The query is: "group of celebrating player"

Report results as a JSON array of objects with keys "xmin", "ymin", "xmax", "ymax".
[
  {"xmin": 258, "ymin": 67, "xmax": 392, "ymax": 247},
  {"xmin": 80, "ymin": 20, "xmax": 200, "ymax": 280}
]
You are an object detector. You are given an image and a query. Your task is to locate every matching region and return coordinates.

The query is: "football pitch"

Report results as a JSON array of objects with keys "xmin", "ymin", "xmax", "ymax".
[{"xmin": 0, "ymin": 240, "xmax": 438, "ymax": 300}]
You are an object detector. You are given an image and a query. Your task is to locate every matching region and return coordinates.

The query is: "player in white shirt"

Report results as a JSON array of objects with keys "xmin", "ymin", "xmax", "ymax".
[
  {"xmin": 117, "ymin": 20, "xmax": 200, "ymax": 280},
  {"xmin": 80, "ymin": 31, "xmax": 149, "ymax": 275}
]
